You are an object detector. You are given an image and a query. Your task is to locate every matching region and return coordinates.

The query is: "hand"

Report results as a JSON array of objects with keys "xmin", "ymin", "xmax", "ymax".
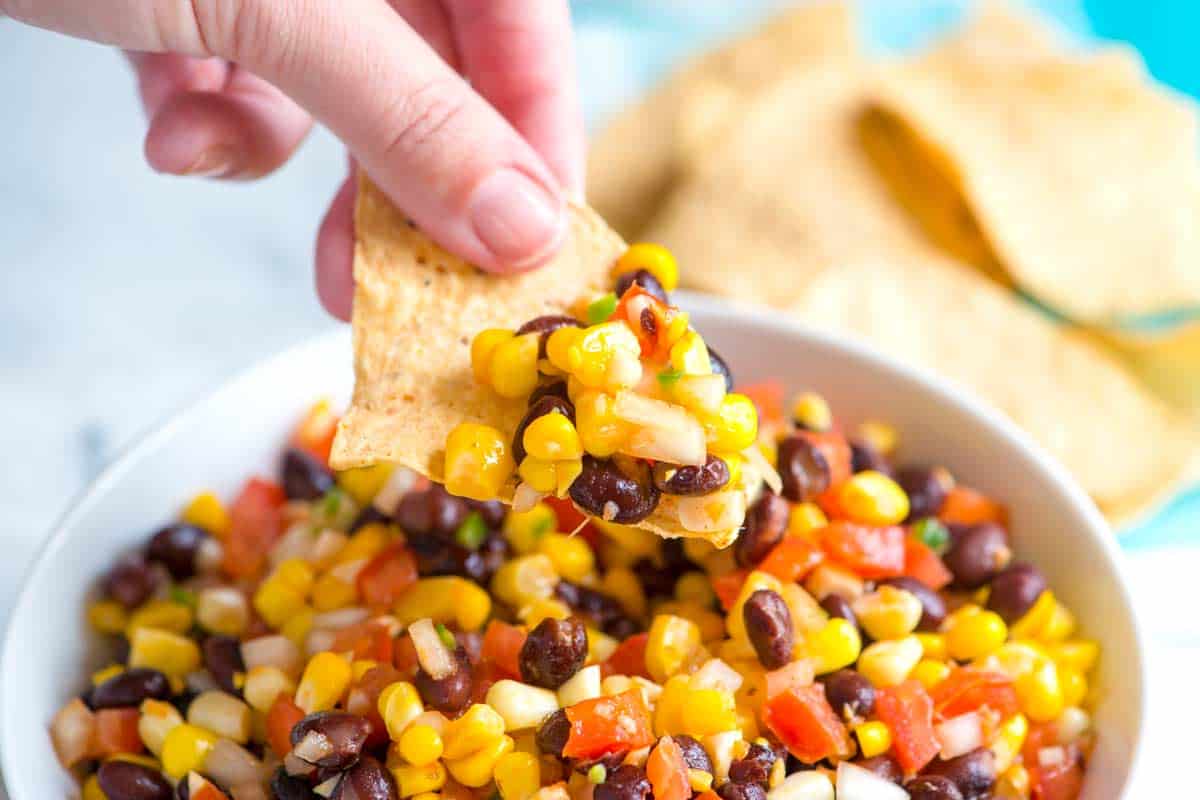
[{"xmin": 4, "ymin": 0, "xmax": 584, "ymax": 319}]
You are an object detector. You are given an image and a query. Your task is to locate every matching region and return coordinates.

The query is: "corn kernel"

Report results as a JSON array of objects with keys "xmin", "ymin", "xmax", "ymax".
[
  {"xmin": 281, "ymin": 607, "xmax": 315, "ymax": 647},
  {"xmin": 945, "ymin": 606, "xmax": 1008, "ymax": 661},
  {"xmin": 667, "ymin": 330, "xmax": 712, "ymax": 377},
  {"xmin": 129, "ymin": 628, "xmax": 201, "ymax": 678},
  {"xmin": 1058, "ymin": 666, "xmax": 1088, "ymax": 708},
  {"xmin": 196, "ymin": 587, "xmax": 249, "ymax": 637},
  {"xmin": 443, "ymin": 703, "xmax": 507, "ymax": 760},
  {"xmin": 495, "ymin": 751, "xmax": 541, "ymax": 800},
  {"xmin": 1047, "ymin": 640, "xmax": 1100, "ymax": 673},
  {"xmin": 395, "ymin": 576, "xmax": 492, "ymax": 631},
  {"xmin": 703, "ymin": 394, "xmax": 758, "ymax": 453},
  {"xmin": 487, "ymin": 680, "xmax": 560, "ymax": 731},
  {"xmin": 915, "ymin": 633, "xmax": 948, "ymax": 661},
  {"xmin": 804, "ymin": 563, "xmax": 865, "ymax": 602},
  {"xmin": 646, "ymin": 614, "xmax": 703, "ymax": 682},
  {"xmin": 127, "ymin": 600, "xmax": 194, "ymax": 636},
  {"xmin": 519, "ymin": 456, "xmax": 578, "ymax": 497},
  {"xmin": 838, "ymin": 472, "xmax": 910, "ymax": 527},
  {"xmin": 448, "ymin": 733, "xmax": 516, "ymax": 787},
  {"xmin": 787, "ymin": 504, "xmax": 828, "ymax": 540},
  {"xmin": 601, "ymin": 566, "xmax": 647, "ymax": 620},
  {"xmin": 1015, "ymin": 659, "xmax": 1064, "ymax": 722},
  {"xmin": 243, "ymin": 666, "xmax": 296, "ymax": 713},
  {"xmin": 1041, "ymin": 601, "xmax": 1077, "ymax": 643},
  {"xmin": 680, "ymin": 688, "xmax": 739, "ymax": 736},
  {"xmin": 472, "ymin": 329, "xmax": 515, "ymax": 384},
  {"xmin": 311, "ymin": 573, "xmax": 358, "ymax": 612},
  {"xmin": 654, "ymin": 675, "xmax": 690, "ymax": 736},
  {"xmin": 546, "ymin": 327, "xmax": 583, "ymax": 374},
  {"xmin": 854, "ymin": 586, "xmax": 923, "ymax": 641},
  {"xmin": 491, "ymin": 555, "xmax": 559, "ymax": 609},
  {"xmin": 187, "ymin": 690, "xmax": 252, "ymax": 743},
  {"xmin": 657, "ymin": 601, "xmax": 725, "ymax": 644},
  {"xmin": 503, "ymin": 503, "xmax": 557, "ymax": 554},
  {"xmin": 857, "ymin": 636, "xmax": 922, "ymax": 687},
  {"xmin": 161, "ymin": 723, "xmax": 217, "ymax": 779},
  {"xmin": 536, "ymin": 532, "xmax": 595, "ymax": 583},
  {"xmin": 791, "ymin": 392, "xmax": 832, "ymax": 432},
  {"xmin": 854, "ymin": 721, "xmax": 892, "ymax": 758},
  {"xmin": 138, "ymin": 699, "xmax": 184, "ymax": 757},
  {"xmin": 688, "ymin": 769, "xmax": 714, "ymax": 794},
  {"xmin": 182, "ymin": 491, "xmax": 229, "ymax": 538},
  {"xmin": 337, "ymin": 462, "xmax": 396, "ymax": 506},
  {"xmin": 336, "ymin": 523, "xmax": 393, "ymax": 564},
  {"xmin": 399, "ymin": 724, "xmax": 444, "ymax": 766},
  {"xmin": 796, "ymin": 618, "xmax": 862, "ymax": 675},
  {"xmin": 1010, "ymin": 591, "xmax": 1056, "ymax": 641},
  {"xmin": 92, "ymin": 664, "xmax": 124, "ymax": 686},
  {"xmin": 855, "ymin": 421, "xmax": 898, "ymax": 456},
  {"xmin": 520, "ymin": 598, "xmax": 572, "ymax": 626},
  {"xmin": 379, "ymin": 681, "xmax": 425, "ymax": 741},
  {"xmin": 82, "ymin": 775, "xmax": 106, "ymax": 800},
  {"xmin": 996, "ymin": 764, "xmax": 1030, "ymax": 799},
  {"xmin": 990, "ymin": 713, "xmax": 1029, "ymax": 773},
  {"xmin": 296, "ymin": 652, "xmax": 352, "ymax": 713},
  {"xmin": 557, "ymin": 664, "xmax": 602, "ymax": 707},
  {"xmin": 393, "ymin": 761, "xmax": 448, "ymax": 797},
  {"xmin": 566, "ymin": 323, "xmax": 644, "ymax": 391},
  {"xmin": 588, "ymin": 629, "xmax": 619, "ymax": 664},
  {"xmin": 614, "ymin": 243, "xmax": 679, "ymax": 292},
  {"xmin": 675, "ymin": 571, "xmax": 717, "ymax": 608},
  {"xmin": 444, "ymin": 423, "xmax": 515, "ymax": 501},
  {"xmin": 524, "ymin": 413, "xmax": 583, "ymax": 462},
  {"xmin": 88, "ymin": 600, "xmax": 129, "ymax": 635},
  {"xmin": 912, "ymin": 659, "xmax": 951, "ymax": 690},
  {"xmin": 488, "ymin": 333, "xmax": 541, "ymax": 399}
]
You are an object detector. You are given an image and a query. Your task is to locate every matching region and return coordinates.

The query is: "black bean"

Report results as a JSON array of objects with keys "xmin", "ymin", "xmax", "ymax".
[
  {"xmin": 201, "ymin": 635, "xmax": 245, "ymax": 694},
  {"xmin": 849, "ymin": 439, "xmax": 892, "ymax": 476},
  {"xmin": 350, "ymin": 505, "xmax": 391, "ymax": 533},
  {"xmin": 145, "ymin": 524, "xmax": 206, "ymax": 581},
  {"xmin": 743, "ymin": 590, "xmax": 794, "ymax": 670},
  {"xmin": 282, "ymin": 448, "xmax": 335, "ymax": 501},
  {"xmin": 614, "ymin": 269, "xmax": 668, "ymax": 303},
  {"xmin": 334, "ymin": 754, "xmax": 398, "ymax": 800},
  {"xmin": 879, "ymin": 576, "xmax": 947, "ymax": 632},
  {"xmin": 569, "ymin": 456, "xmax": 660, "ymax": 524},
  {"xmin": 594, "ymin": 764, "xmax": 652, "ymax": 800},
  {"xmin": 652, "ymin": 455, "xmax": 730, "ymax": 496},
  {"xmin": 735, "ymin": 493, "xmax": 788, "ymax": 568},
  {"xmin": 520, "ymin": 617, "xmax": 587, "ymax": 689},
  {"xmin": 631, "ymin": 558, "xmax": 677, "ymax": 601},
  {"xmin": 512, "ymin": 395, "xmax": 576, "ymax": 464},
  {"xmin": 91, "ymin": 668, "xmax": 171, "ymax": 709},
  {"xmin": 395, "ymin": 485, "xmax": 470, "ymax": 540},
  {"xmin": 944, "ymin": 523, "xmax": 1011, "ymax": 589},
  {"xmin": 604, "ymin": 616, "xmax": 641, "ymax": 640},
  {"xmin": 96, "ymin": 760, "xmax": 173, "ymax": 800},
  {"xmin": 176, "ymin": 776, "xmax": 188, "ymax": 800},
  {"xmin": 987, "ymin": 563, "xmax": 1047, "ymax": 623},
  {"xmin": 536, "ymin": 708, "xmax": 571, "ymax": 757},
  {"xmin": 271, "ymin": 767, "xmax": 319, "ymax": 800},
  {"xmin": 555, "ymin": 581, "xmax": 628, "ymax": 631},
  {"xmin": 921, "ymin": 749, "xmax": 996, "ymax": 800},
  {"xmin": 904, "ymin": 776, "xmax": 964, "ymax": 800},
  {"xmin": 106, "ymin": 555, "xmax": 159, "ymax": 609},
  {"xmin": 854, "ymin": 756, "xmax": 904, "ymax": 784},
  {"xmin": 414, "ymin": 646, "xmax": 473, "ymax": 714},
  {"xmin": 896, "ymin": 466, "xmax": 954, "ymax": 522},
  {"xmin": 517, "ymin": 315, "xmax": 585, "ymax": 358},
  {"xmin": 728, "ymin": 743, "xmax": 776, "ymax": 786},
  {"xmin": 707, "ymin": 347, "xmax": 735, "ymax": 393},
  {"xmin": 529, "ymin": 380, "xmax": 570, "ymax": 406},
  {"xmin": 776, "ymin": 435, "xmax": 831, "ymax": 502},
  {"xmin": 673, "ymin": 734, "xmax": 713, "ymax": 774},
  {"xmin": 821, "ymin": 670, "xmax": 874, "ymax": 722},
  {"xmin": 290, "ymin": 711, "xmax": 372, "ymax": 770},
  {"xmin": 820, "ymin": 594, "xmax": 857, "ymax": 627},
  {"xmin": 466, "ymin": 499, "xmax": 507, "ymax": 529},
  {"xmin": 717, "ymin": 782, "xmax": 767, "ymax": 800}
]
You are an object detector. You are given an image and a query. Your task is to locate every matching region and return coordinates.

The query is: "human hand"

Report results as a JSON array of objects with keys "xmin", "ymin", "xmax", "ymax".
[{"xmin": 3, "ymin": 0, "xmax": 584, "ymax": 318}]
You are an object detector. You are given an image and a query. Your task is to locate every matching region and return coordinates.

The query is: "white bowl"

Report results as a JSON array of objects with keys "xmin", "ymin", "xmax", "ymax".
[{"xmin": 1, "ymin": 294, "xmax": 1144, "ymax": 798}]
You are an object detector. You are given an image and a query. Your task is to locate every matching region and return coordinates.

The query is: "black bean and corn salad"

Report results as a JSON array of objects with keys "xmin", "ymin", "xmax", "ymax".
[{"xmin": 54, "ymin": 339, "xmax": 1097, "ymax": 800}]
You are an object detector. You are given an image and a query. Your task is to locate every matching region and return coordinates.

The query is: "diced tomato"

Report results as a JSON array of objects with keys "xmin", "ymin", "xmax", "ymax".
[
  {"xmin": 758, "ymin": 535, "xmax": 824, "ymax": 582},
  {"xmin": 930, "ymin": 669, "xmax": 1019, "ymax": 721},
  {"xmin": 603, "ymin": 632, "xmax": 650, "ymax": 680},
  {"xmin": 357, "ymin": 545, "xmax": 419, "ymax": 608},
  {"xmin": 874, "ymin": 680, "xmax": 939, "ymax": 775},
  {"xmin": 331, "ymin": 620, "xmax": 396, "ymax": 664},
  {"xmin": 472, "ymin": 660, "xmax": 505, "ymax": 705},
  {"xmin": 712, "ymin": 569, "xmax": 749, "ymax": 611},
  {"xmin": 563, "ymin": 690, "xmax": 656, "ymax": 760},
  {"xmin": 738, "ymin": 381, "xmax": 785, "ymax": 426},
  {"xmin": 939, "ymin": 485, "xmax": 1006, "ymax": 526},
  {"xmin": 393, "ymin": 632, "xmax": 420, "ymax": 678},
  {"xmin": 765, "ymin": 660, "xmax": 815, "ymax": 700},
  {"xmin": 1030, "ymin": 744, "xmax": 1084, "ymax": 800},
  {"xmin": 544, "ymin": 496, "xmax": 600, "ymax": 547},
  {"xmin": 615, "ymin": 284, "xmax": 682, "ymax": 361},
  {"xmin": 903, "ymin": 538, "xmax": 953, "ymax": 590},
  {"xmin": 266, "ymin": 694, "xmax": 305, "ymax": 758},
  {"xmin": 221, "ymin": 477, "xmax": 286, "ymax": 579},
  {"xmin": 345, "ymin": 665, "xmax": 402, "ymax": 747},
  {"xmin": 762, "ymin": 684, "xmax": 852, "ymax": 764},
  {"xmin": 482, "ymin": 620, "xmax": 527, "ymax": 680},
  {"xmin": 291, "ymin": 399, "xmax": 340, "ymax": 465},
  {"xmin": 92, "ymin": 708, "xmax": 142, "ymax": 757},
  {"xmin": 646, "ymin": 736, "xmax": 690, "ymax": 800},
  {"xmin": 1022, "ymin": 722, "xmax": 1062, "ymax": 765},
  {"xmin": 819, "ymin": 521, "xmax": 905, "ymax": 579},
  {"xmin": 189, "ymin": 777, "xmax": 231, "ymax": 800}
]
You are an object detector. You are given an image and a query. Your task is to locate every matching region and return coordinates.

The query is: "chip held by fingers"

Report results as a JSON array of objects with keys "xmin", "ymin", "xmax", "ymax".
[{"xmin": 332, "ymin": 176, "xmax": 767, "ymax": 547}]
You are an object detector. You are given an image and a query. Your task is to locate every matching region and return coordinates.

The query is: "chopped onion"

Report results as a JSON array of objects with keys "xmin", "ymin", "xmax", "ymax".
[
  {"xmin": 513, "ymin": 482, "xmax": 546, "ymax": 513},
  {"xmin": 1038, "ymin": 745, "xmax": 1067, "ymax": 768},
  {"xmin": 675, "ymin": 489, "xmax": 747, "ymax": 533},
  {"xmin": 936, "ymin": 712, "xmax": 983, "ymax": 760},
  {"xmin": 269, "ymin": 522, "xmax": 316, "ymax": 567},
  {"xmin": 305, "ymin": 629, "xmax": 337, "ymax": 657},
  {"xmin": 241, "ymin": 634, "xmax": 302, "ymax": 675},
  {"xmin": 284, "ymin": 753, "xmax": 316, "ymax": 777},
  {"xmin": 310, "ymin": 529, "xmax": 349, "ymax": 565},
  {"xmin": 613, "ymin": 391, "xmax": 694, "ymax": 430},
  {"xmin": 690, "ymin": 659, "xmax": 744, "ymax": 693},
  {"xmin": 195, "ymin": 536, "xmax": 224, "ymax": 574},
  {"xmin": 292, "ymin": 729, "xmax": 334, "ymax": 765},
  {"xmin": 835, "ymin": 760, "xmax": 910, "ymax": 799},
  {"xmin": 372, "ymin": 465, "xmax": 419, "ymax": 515},
  {"xmin": 706, "ymin": 730, "xmax": 742, "ymax": 783},
  {"xmin": 612, "ymin": 392, "xmax": 707, "ymax": 466},
  {"xmin": 742, "ymin": 442, "xmax": 781, "ymax": 495},
  {"xmin": 766, "ymin": 772, "xmax": 834, "ymax": 800},
  {"xmin": 313, "ymin": 775, "xmax": 342, "ymax": 798},
  {"xmin": 207, "ymin": 738, "xmax": 265, "ymax": 787},
  {"xmin": 49, "ymin": 697, "xmax": 95, "ymax": 768},
  {"xmin": 1056, "ymin": 707, "xmax": 1091, "ymax": 744},
  {"xmin": 765, "ymin": 660, "xmax": 815, "ymax": 700},
  {"xmin": 409, "ymin": 617, "xmax": 456, "ymax": 679},
  {"xmin": 312, "ymin": 606, "xmax": 369, "ymax": 631},
  {"xmin": 185, "ymin": 669, "xmax": 219, "ymax": 694},
  {"xmin": 673, "ymin": 374, "xmax": 726, "ymax": 415},
  {"xmin": 328, "ymin": 558, "xmax": 368, "ymax": 584}
]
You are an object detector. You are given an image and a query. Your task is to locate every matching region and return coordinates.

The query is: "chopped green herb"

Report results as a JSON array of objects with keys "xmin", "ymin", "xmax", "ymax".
[
  {"xmin": 531, "ymin": 515, "xmax": 554, "ymax": 541},
  {"xmin": 911, "ymin": 517, "xmax": 950, "ymax": 554},
  {"xmin": 321, "ymin": 488, "xmax": 344, "ymax": 517},
  {"xmin": 657, "ymin": 368, "xmax": 683, "ymax": 388},
  {"xmin": 587, "ymin": 292, "xmax": 618, "ymax": 324},
  {"xmin": 436, "ymin": 622, "xmax": 457, "ymax": 650},
  {"xmin": 455, "ymin": 512, "xmax": 488, "ymax": 550},
  {"xmin": 168, "ymin": 585, "xmax": 196, "ymax": 608},
  {"xmin": 588, "ymin": 764, "xmax": 607, "ymax": 785}
]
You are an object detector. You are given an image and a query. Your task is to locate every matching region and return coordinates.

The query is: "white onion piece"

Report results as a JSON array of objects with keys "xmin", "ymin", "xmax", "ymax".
[
  {"xmin": 310, "ymin": 529, "xmax": 349, "ymax": 565},
  {"xmin": 624, "ymin": 424, "xmax": 707, "ymax": 467},
  {"xmin": 674, "ymin": 374, "xmax": 726, "ymax": 415},
  {"xmin": 305, "ymin": 629, "xmax": 338, "ymax": 657},
  {"xmin": 835, "ymin": 761, "xmax": 910, "ymax": 800},
  {"xmin": 293, "ymin": 729, "xmax": 334, "ymax": 764},
  {"xmin": 284, "ymin": 753, "xmax": 316, "ymax": 777},
  {"xmin": 1039, "ymin": 746, "xmax": 1067, "ymax": 768},
  {"xmin": 613, "ymin": 391, "xmax": 694, "ymax": 430},
  {"xmin": 409, "ymin": 617, "xmax": 456, "ymax": 679},
  {"xmin": 675, "ymin": 489, "xmax": 747, "ymax": 533},
  {"xmin": 513, "ymin": 482, "xmax": 547, "ymax": 513},
  {"xmin": 1056, "ymin": 707, "xmax": 1091, "ymax": 744},
  {"xmin": 373, "ymin": 465, "xmax": 419, "ymax": 515},
  {"xmin": 185, "ymin": 669, "xmax": 219, "ymax": 694},
  {"xmin": 313, "ymin": 775, "xmax": 342, "ymax": 798},
  {"xmin": 269, "ymin": 522, "xmax": 316, "ymax": 567},
  {"xmin": 241, "ymin": 635, "xmax": 303, "ymax": 676},
  {"xmin": 706, "ymin": 730, "xmax": 742, "ymax": 783},
  {"xmin": 936, "ymin": 712, "xmax": 983, "ymax": 760},
  {"xmin": 196, "ymin": 536, "xmax": 225, "ymax": 574},
  {"xmin": 328, "ymin": 558, "xmax": 369, "ymax": 584},
  {"xmin": 690, "ymin": 658, "xmax": 744, "ymax": 693},
  {"xmin": 766, "ymin": 771, "xmax": 834, "ymax": 800},
  {"xmin": 49, "ymin": 698, "xmax": 95, "ymax": 768},
  {"xmin": 207, "ymin": 738, "xmax": 265, "ymax": 787},
  {"xmin": 312, "ymin": 606, "xmax": 369, "ymax": 631},
  {"xmin": 742, "ymin": 443, "xmax": 781, "ymax": 495}
]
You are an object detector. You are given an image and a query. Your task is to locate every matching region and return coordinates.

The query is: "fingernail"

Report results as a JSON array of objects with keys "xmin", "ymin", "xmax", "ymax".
[
  {"xmin": 469, "ymin": 169, "xmax": 566, "ymax": 268},
  {"xmin": 185, "ymin": 146, "xmax": 237, "ymax": 178}
]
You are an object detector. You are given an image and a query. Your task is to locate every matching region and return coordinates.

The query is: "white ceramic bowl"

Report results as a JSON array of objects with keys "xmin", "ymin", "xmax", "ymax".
[{"xmin": 1, "ymin": 295, "xmax": 1144, "ymax": 798}]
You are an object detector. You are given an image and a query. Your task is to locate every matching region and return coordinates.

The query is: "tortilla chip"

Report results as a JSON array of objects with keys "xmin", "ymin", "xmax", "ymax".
[
  {"xmin": 862, "ymin": 4, "xmax": 1200, "ymax": 322},
  {"xmin": 1095, "ymin": 320, "xmax": 1200, "ymax": 418},
  {"xmin": 790, "ymin": 257, "xmax": 1198, "ymax": 524},
  {"xmin": 587, "ymin": 0, "xmax": 856, "ymax": 239}
]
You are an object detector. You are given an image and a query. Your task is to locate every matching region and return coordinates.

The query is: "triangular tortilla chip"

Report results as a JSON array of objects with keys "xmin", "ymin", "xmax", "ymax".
[
  {"xmin": 790, "ymin": 257, "xmax": 1198, "ymax": 525},
  {"xmin": 587, "ymin": 0, "xmax": 856, "ymax": 239},
  {"xmin": 861, "ymin": 4, "xmax": 1200, "ymax": 323}
]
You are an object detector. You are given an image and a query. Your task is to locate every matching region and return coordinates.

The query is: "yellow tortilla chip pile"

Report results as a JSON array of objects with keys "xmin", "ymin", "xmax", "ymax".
[{"xmin": 588, "ymin": 1, "xmax": 1199, "ymax": 526}]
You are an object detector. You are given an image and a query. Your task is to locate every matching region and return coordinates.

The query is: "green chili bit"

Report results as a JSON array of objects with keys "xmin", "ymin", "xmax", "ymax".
[
  {"xmin": 455, "ymin": 511, "xmax": 488, "ymax": 550},
  {"xmin": 435, "ymin": 622, "xmax": 457, "ymax": 650},
  {"xmin": 657, "ymin": 368, "xmax": 683, "ymax": 388},
  {"xmin": 168, "ymin": 585, "xmax": 196, "ymax": 608},
  {"xmin": 911, "ymin": 517, "xmax": 950, "ymax": 554},
  {"xmin": 587, "ymin": 292, "xmax": 618, "ymax": 324}
]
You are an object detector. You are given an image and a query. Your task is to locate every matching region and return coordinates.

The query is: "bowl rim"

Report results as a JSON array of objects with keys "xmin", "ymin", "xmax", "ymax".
[{"xmin": 0, "ymin": 293, "xmax": 1146, "ymax": 795}]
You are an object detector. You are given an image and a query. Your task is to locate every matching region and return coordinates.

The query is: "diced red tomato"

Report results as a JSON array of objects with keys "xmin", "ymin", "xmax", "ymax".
[
  {"xmin": 646, "ymin": 736, "xmax": 690, "ymax": 800},
  {"xmin": 819, "ymin": 521, "xmax": 905, "ymax": 579},
  {"xmin": 221, "ymin": 478, "xmax": 286, "ymax": 579},
  {"xmin": 291, "ymin": 399, "xmax": 339, "ymax": 465},
  {"xmin": 758, "ymin": 535, "xmax": 824, "ymax": 582},
  {"xmin": 762, "ymin": 684, "xmax": 852, "ymax": 764},
  {"xmin": 345, "ymin": 665, "xmax": 402, "ymax": 747},
  {"xmin": 712, "ymin": 569, "xmax": 749, "ymax": 611},
  {"xmin": 738, "ymin": 381, "xmax": 784, "ymax": 426},
  {"xmin": 903, "ymin": 538, "xmax": 953, "ymax": 590},
  {"xmin": 482, "ymin": 620, "xmax": 527, "ymax": 680},
  {"xmin": 189, "ymin": 777, "xmax": 231, "ymax": 800},
  {"xmin": 615, "ymin": 285, "xmax": 682, "ymax": 361},
  {"xmin": 1030, "ymin": 744, "xmax": 1084, "ymax": 800},
  {"xmin": 874, "ymin": 680, "xmax": 939, "ymax": 775},
  {"xmin": 563, "ymin": 690, "xmax": 656, "ymax": 760},
  {"xmin": 331, "ymin": 620, "xmax": 396, "ymax": 664},
  {"xmin": 765, "ymin": 660, "xmax": 815, "ymax": 700},
  {"xmin": 543, "ymin": 496, "xmax": 600, "ymax": 547},
  {"xmin": 266, "ymin": 694, "xmax": 305, "ymax": 758},
  {"xmin": 603, "ymin": 632, "xmax": 650, "ymax": 680},
  {"xmin": 472, "ymin": 661, "xmax": 505, "ymax": 705},
  {"xmin": 357, "ymin": 545, "xmax": 418, "ymax": 608},
  {"xmin": 1022, "ymin": 722, "xmax": 1061, "ymax": 765},
  {"xmin": 939, "ymin": 485, "xmax": 1007, "ymax": 526},
  {"xmin": 92, "ymin": 708, "xmax": 142, "ymax": 757},
  {"xmin": 930, "ymin": 669, "xmax": 1019, "ymax": 721}
]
